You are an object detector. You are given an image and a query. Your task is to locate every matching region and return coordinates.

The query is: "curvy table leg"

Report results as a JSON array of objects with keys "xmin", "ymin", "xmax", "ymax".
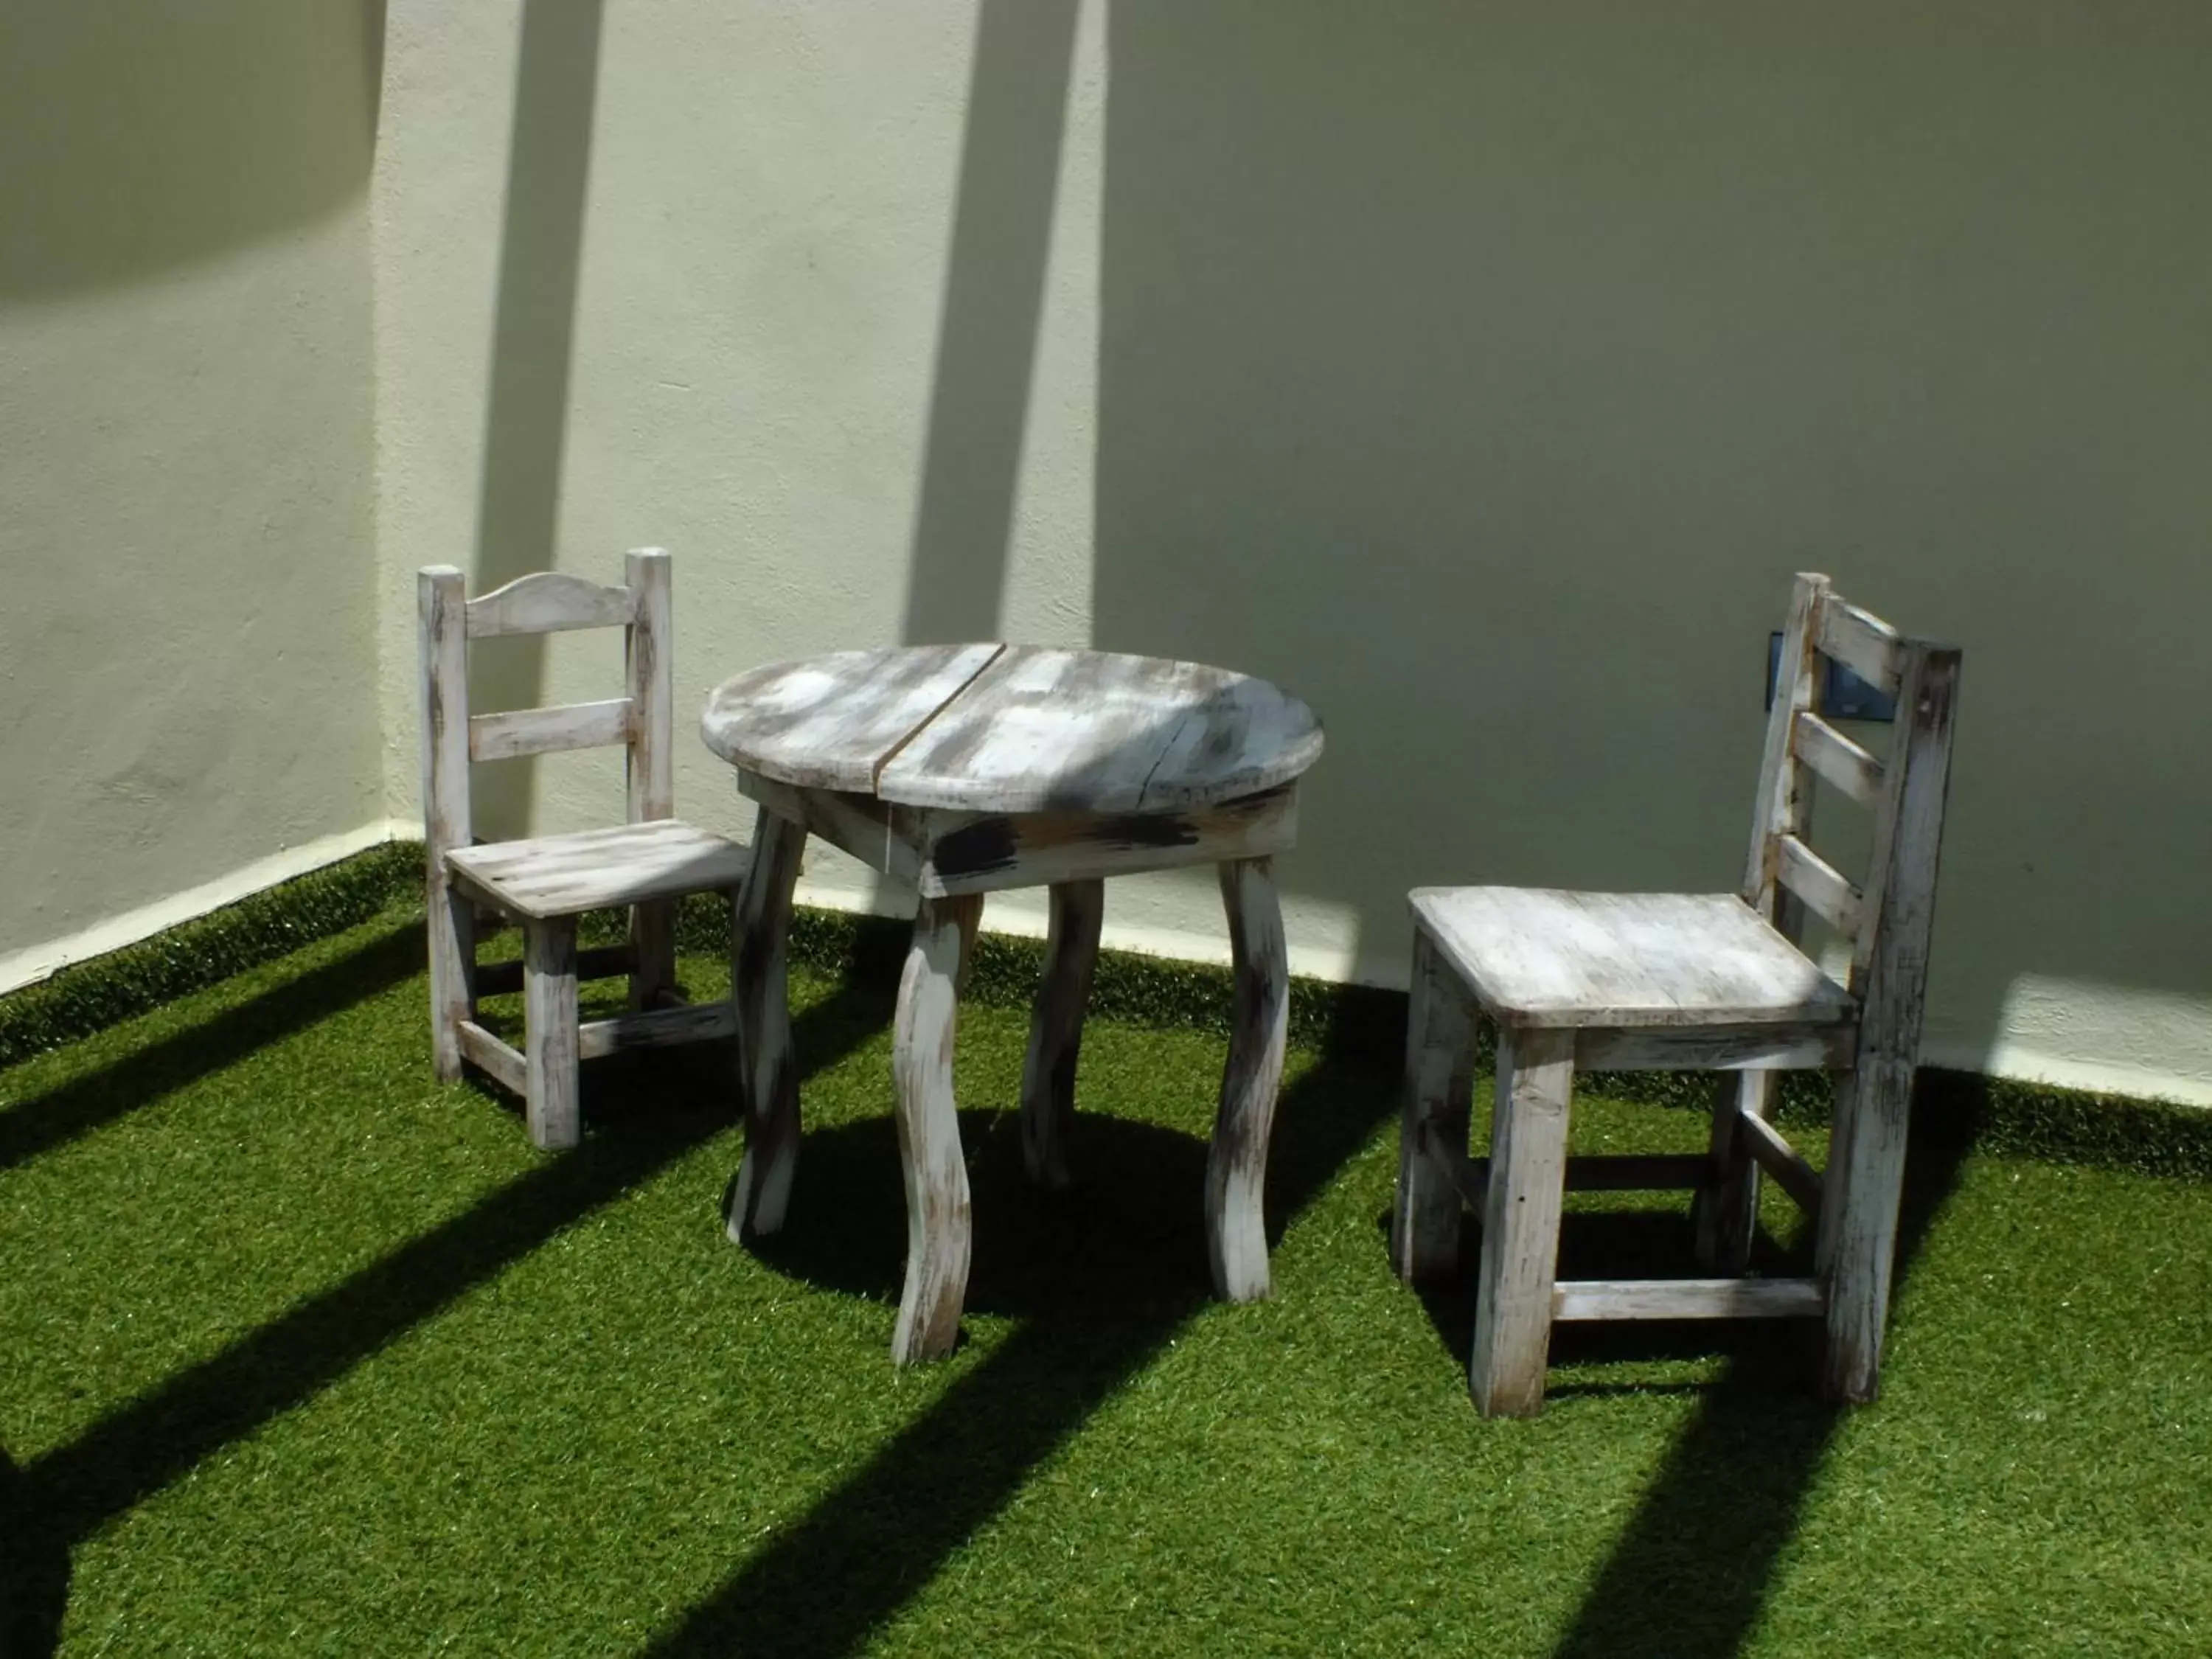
[
  {"xmin": 1020, "ymin": 878, "xmax": 1104, "ymax": 1189},
  {"xmin": 1208, "ymin": 857, "xmax": 1288, "ymax": 1303},
  {"xmin": 726, "ymin": 806, "xmax": 807, "ymax": 1242},
  {"xmin": 892, "ymin": 891, "xmax": 983, "ymax": 1364}
]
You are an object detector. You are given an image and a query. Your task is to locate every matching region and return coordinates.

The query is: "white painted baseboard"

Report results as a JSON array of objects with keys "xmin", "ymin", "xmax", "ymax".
[{"xmin": 0, "ymin": 819, "xmax": 413, "ymax": 997}]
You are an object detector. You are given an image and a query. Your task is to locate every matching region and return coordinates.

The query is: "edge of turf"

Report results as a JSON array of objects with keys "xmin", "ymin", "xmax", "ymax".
[
  {"xmin": 4, "ymin": 841, "xmax": 2205, "ymax": 1178},
  {"xmin": 0, "ymin": 841, "xmax": 427, "ymax": 1071}
]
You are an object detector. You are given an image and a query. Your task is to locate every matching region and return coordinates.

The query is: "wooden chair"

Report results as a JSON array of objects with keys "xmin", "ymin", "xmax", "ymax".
[
  {"xmin": 1394, "ymin": 573, "xmax": 1961, "ymax": 1414},
  {"xmin": 417, "ymin": 551, "xmax": 751, "ymax": 1147}
]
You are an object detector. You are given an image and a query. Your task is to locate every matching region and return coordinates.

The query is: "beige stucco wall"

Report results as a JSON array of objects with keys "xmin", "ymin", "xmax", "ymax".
[
  {"xmin": 0, "ymin": 2, "xmax": 389, "ymax": 984},
  {"xmin": 371, "ymin": 1, "xmax": 2212, "ymax": 1104},
  {"xmin": 39, "ymin": 4, "xmax": 2204, "ymax": 1108}
]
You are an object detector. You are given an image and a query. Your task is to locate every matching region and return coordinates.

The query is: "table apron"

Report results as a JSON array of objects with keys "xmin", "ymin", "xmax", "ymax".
[{"xmin": 734, "ymin": 768, "xmax": 1298, "ymax": 897}]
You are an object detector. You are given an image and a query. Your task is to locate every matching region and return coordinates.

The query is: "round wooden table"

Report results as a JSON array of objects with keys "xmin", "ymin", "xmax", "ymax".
[{"xmin": 700, "ymin": 643, "xmax": 1324, "ymax": 1363}]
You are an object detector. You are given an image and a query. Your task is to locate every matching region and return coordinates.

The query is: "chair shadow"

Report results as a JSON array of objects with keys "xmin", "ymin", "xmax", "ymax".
[
  {"xmin": 1546, "ymin": 1122, "xmax": 1975, "ymax": 1658},
  {"xmin": 0, "ymin": 918, "xmax": 423, "ymax": 1175},
  {"xmin": 0, "ymin": 970, "xmax": 895, "ymax": 1659},
  {"xmin": 644, "ymin": 1015, "xmax": 1398, "ymax": 1657},
  {"xmin": 1400, "ymin": 1200, "xmax": 1815, "ymax": 1394},
  {"xmin": 1383, "ymin": 1091, "xmax": 1972, "ymax": 1657}
]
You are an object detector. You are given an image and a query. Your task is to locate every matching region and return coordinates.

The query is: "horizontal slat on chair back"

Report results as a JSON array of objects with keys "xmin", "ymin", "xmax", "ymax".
[
  {"xmin": 469, "ymin": 698, "xmax": 635, "ymax": 762},
  {"xmin": 465, "ymin": 571, "xmax": 637, "ymax": 638},
  {"xmin": 1791, "ymin": 710, "xmax": 1883, "ymax": 807},
  {"xmin": 1775, "ymin": 832, "xmax": 1864, "ymax": 938},
  {"xmin": 1815, "ymin": 594, "xmax": 1908, "ymax": 700},
  {"xmin": 1749, "ymin": 577, "xmax": 1958, "ymax": 975}
]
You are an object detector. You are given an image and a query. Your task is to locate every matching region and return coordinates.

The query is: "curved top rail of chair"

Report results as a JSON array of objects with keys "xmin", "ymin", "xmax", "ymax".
[
  {"xmin": 465, "ymin": 570, "xmax": 639, "ymax": 638},
  {"xmin": 701, "ymin": 643, "xmax": 1325, "ymax": 815}
]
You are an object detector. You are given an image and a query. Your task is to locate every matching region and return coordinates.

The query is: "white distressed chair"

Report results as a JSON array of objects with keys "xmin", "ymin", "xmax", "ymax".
[
  {"xmin": 417, "ymin": 551, "xmax": 751, "ymax": 1147},
  {"xmin": 1394, "ymin": 573, "xmax": 1961, "ymax": 1415}
]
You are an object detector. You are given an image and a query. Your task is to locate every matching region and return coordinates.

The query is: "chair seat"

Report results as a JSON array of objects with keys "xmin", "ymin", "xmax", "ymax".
[
  {"xmin": 1411, "ymin": 887, "xmax": 1854, "ymax": 1029},
  {"xmin": 447, "ymin": 818, "xmax": 751, "ymax": 922}
]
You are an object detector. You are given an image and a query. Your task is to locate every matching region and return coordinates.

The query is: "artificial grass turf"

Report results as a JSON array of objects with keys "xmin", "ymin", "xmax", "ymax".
[{"xmin": 1, "ymin": 913, "xmax": 2208, "ymax": 1655}]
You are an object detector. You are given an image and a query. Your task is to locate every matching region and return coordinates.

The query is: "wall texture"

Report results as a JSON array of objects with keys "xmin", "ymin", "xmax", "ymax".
[
  {"xmin": 369, "ymin": 0, "xmax": 2212, "ymax": 1103},
  {"xmin": 0, "ymin": 1, "xmax": 389, "ymax": 985}
]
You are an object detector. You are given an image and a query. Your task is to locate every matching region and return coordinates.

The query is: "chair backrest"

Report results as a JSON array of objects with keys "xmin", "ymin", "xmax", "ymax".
[
  {"xmin": 417, "ymin": 551, "xmax": 675, "ymax": 866},
  {"xmin": 1744, "ymin": 573, "xmax": 1961, "ymax": 1046}
]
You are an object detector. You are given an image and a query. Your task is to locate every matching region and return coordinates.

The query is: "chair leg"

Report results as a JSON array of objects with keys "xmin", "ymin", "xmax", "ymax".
[
  {"xmin": 1395, "ymin": 931, "xmax": 1480, "ymax": 1284},
  {"xmin": 1695, "ymin": 1069, "xmax": 1773, "ymax": 1275},
  {"xmin": 524, "ymin": 919, "xmax": 581, "ymax": 1150},
  {"xmin": 425, "ymin": 866, "xmax": 476, "ymax": 1082},
  {"xmin": 1470, "ymin": 1026, "xmax": 1575, "ymax": 1418},
  {"xmin": 1818, "ymin": 1055, "xmax": 1915, "ymax": 1403},
  {"xmin": 629, "ymin": 897, "xmax": 678, "ymax": 1010},
  {"xmin": 1020, "ymin": 878, "xmax": 1103, "ymax": 1190}
]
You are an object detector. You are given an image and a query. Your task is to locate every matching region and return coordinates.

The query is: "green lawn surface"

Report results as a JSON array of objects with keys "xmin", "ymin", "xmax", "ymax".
[{"xmin": 4, "ymin": 908, "xmax": 2208, "ymax": 1655}]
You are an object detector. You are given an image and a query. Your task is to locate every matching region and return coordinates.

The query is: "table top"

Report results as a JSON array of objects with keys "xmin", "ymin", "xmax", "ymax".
[{"xmin": 701, "ymin": 643, "xmax": 1323, "ymax": 815}]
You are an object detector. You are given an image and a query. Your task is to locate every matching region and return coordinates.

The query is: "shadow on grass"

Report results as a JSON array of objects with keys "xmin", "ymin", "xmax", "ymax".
[
  {"xmin": 643, "ymin": 1009, "xmax": 1400, "ymax": 1658},
  {"xmin": 1385, "ymin": 1077, "xmax": 1975, "ymax": 1657},
  {"xmin": 1544, "ymin": 1102, "xmax": 1976, "ymax": 1658},
  {"xmin": 0, "ymin": 970, "xmax": 896, "ymax": 1659},
  {"xmin": 0, "ymin": 919, "xmax": 423, "ymax": 1175}
]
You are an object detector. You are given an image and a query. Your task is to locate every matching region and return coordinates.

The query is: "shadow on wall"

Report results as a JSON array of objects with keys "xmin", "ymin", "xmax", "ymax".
[
  {"xmin": 467, "ymin": 0, "xmax": 608, "ymax": 843},
  {"xmin": 899, "ymin": 0, "xmax": 1082, "ymax": 647},
  {"xmin": 1088, "ymin": 2, "xmax": 2212, "ymax": 1066},
  {"xmin": 0, "ymin": 0, "xmax": 384, "ymax": 298}
]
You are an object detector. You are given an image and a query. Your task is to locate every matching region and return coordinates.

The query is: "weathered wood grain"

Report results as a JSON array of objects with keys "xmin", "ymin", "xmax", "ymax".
[
  {"xmin": 914, "ymin": 785, "xmax": 1298, "ymax": 898},
  {"xmin": 625, "ymin": 549, "xmax": 675, "ymax": 821},
  {"xmin": 1553, "ymin": 1278, "xmax": 1823, "ymax": 1321},
  {"xmin": 1793, "ymin": 709, "xmax": 1884, "ymax": 808},
  {"xmin": 577, "ymin": 1000, "xmax": 737, "ymax": 1060},
  {"xmin": 1820, "ymin": 642, "xmax": 1961, "ymax": 1403},
  {"xmin": 1744, "ymin": 572, "xmax": 1827, "ymax": 919},
  {"xmin": 701, "ymin": 645, "xmax": 1320, "ymax": 1335},
  {"xmin": 1470, "ymin": 1026, "xmax": 1576, "ymax": 1417},
  {"xmin": 1576, "ymin": 1021, "xmax": 1855, "ymax": 1072},
  {"xmin": 891, "ymin": 891, "xmax": 984, "ymax": 1365},
  {"xmin": 1736, "ymin": 1107, "xmax": 1823, "ymax": 1216},
  {"xmin": 1020, "ymin": 880, "xmax": 1103, "ymax": 1190},
  {"xmin": 1398, "ymin": 577, "xmax": 1956, "ymax": 1413},
  {"xmin": 727, "ymin": 807, "xmax": 807, "ymax": 1242},
  {"xmin": 1394, "ymin": 929, "xmax": 1478, "ymax": 1284},
  {"xmin": 1417, "ymin": 1146, "xmax": 1716, "ymax": 1221},
  {"xmin": 1695, "ymin": 1070, "xmax": 1775, "ymax": 1276},
  {"xmin": 464, "ymin": 569, "xmax": 635, "ymax": 637},
  {"xmin": 1708, "ymin": 573, "xmax": 1829, "ymax": 1276},
  {"xmin": 875, "ymin": 645, "xmax": 1324, "ymax": 815},
  {"xmin": 1417, "ymin": 1121, "xmax": 1491, "ymax": 1211},
  {"xmin": 1208, "ymin": 858, "xmax": 1288, "ymax": 1304},
  {"xmin": 456, "ymin": 1020, "xmax": 525, "ymax": 1095},
  {"xmin": 625, "ymin": 549, "xmax": 678, "ymax": 1009},
  {"xmin": 1412, "ymin": 888, "xmax": 1854, "ymax": 1030},
  {"xmin": 474, "ymin": 942, "xmax": 636, "ymax": 996},
  {"xmin": 1775, "ymin": 833, "xmax": 1863, "ymax": 940},
  {"xmin": 524, "ymin": 919, "xmax": 581, "ymax": 1149},
  {"xmin": 1815, "ymin": 592, "xmax": 1910, "ymax": 699},
  {"xmin": 445, "ymin": 819, "xmax": 750, "ymax": 922},
  {"xmin": 732, "ymin": 768, "xmax": 924, "ymax": 889},
  {"xmin": 420, "ymin": 553, "xmax": 741, "ymax": 1137},
  {"xmin": 418, "ymin": 566, "xmax": 476, "ymax": 1080},
  {"xmin": 700, "ymin": 644, "xmax": 1006, "ymax": 793},
  {"xmin": 467, "ymin": 698, "xmax": 633, "ymax": 763}
]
